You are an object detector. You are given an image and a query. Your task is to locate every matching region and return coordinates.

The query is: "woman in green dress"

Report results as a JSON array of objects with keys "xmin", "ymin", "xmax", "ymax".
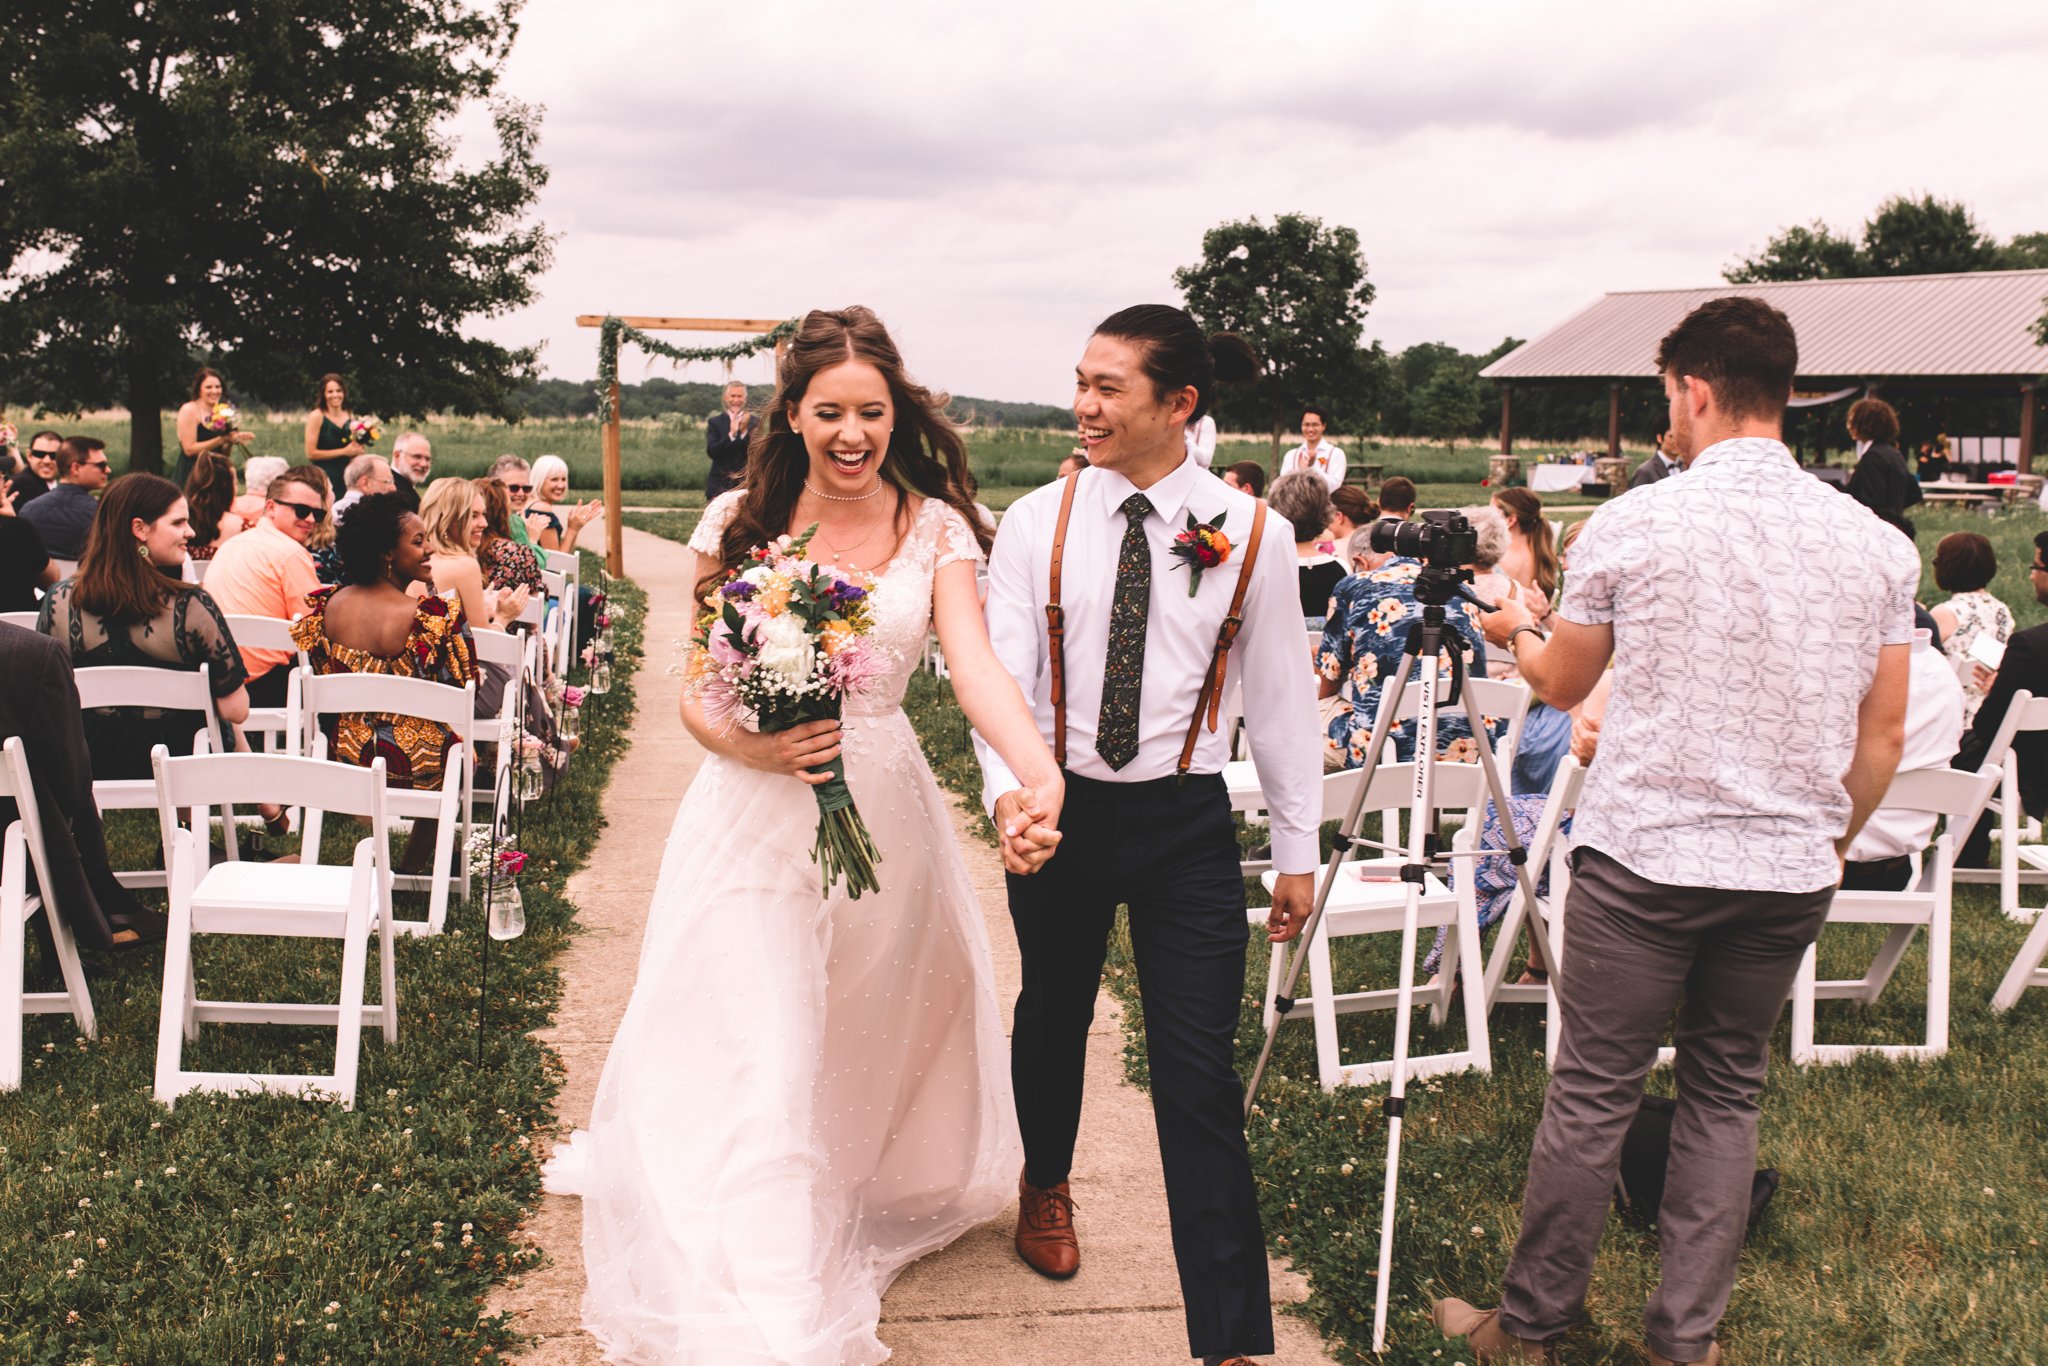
[{"xmin": 303, "ymin": 371, "xmax": 365, "ymax": 496}]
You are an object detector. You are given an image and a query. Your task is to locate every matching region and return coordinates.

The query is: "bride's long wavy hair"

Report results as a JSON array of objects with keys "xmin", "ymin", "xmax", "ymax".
[{"xmin": 697, "ymin": 307, "xmax": 992, "ymax": 602}]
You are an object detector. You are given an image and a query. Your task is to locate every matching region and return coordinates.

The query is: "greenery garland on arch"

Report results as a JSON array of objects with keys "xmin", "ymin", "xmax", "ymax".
[{"xmin": 594, "ymin": 315, "xmax": 799, "ymax": 421}]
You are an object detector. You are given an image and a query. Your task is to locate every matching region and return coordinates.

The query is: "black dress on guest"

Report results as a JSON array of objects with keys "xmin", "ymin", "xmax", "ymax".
[
  {"xmin": 1848, "ymin": 441, "xmax": 1922, "ymax": 540},
  {"xmin": 1297, "ymin": 555, "xmax": 1346, "ymax": 622}
]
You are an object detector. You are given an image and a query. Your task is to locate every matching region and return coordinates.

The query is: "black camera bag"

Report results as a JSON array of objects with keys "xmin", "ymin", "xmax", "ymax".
[{"xmin": 1616, "ymin": 1094, "xmax": 1779, "ymax": 1236}]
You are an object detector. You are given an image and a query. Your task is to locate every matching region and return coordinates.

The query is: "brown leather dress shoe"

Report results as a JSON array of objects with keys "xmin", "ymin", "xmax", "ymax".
[
  {"xmin": 1432, "ymin": 1297, "xmax": 1557, "ymax": 1363},
  {"xmin": 1015, "ymin": 1173, "xmax": 1079, "ymax": 1279}
]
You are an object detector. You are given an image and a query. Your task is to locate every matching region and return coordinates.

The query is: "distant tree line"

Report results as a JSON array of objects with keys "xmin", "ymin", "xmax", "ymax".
[{"xmin": 508, "ymin": 377, "xmax": 1072, "ymax": 429}]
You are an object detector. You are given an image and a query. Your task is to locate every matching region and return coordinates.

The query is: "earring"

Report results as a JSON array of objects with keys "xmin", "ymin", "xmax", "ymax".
[{"xmin": 137, "ymin": 541, "xmax": 151, "ymax": 560}]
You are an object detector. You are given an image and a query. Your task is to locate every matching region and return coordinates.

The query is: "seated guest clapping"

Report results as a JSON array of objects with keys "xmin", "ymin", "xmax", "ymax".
[
  {"xmin": 290, "ymin": 493, "xmax": 476, "ymax": 873},
  {"xmin": 477, "ymin": 477, "xmax": 545, "ymax": 596},
  {"xmin": 1268, "ymin": 471, "xmax": 1341, "ymax": 627},
  {"xmin": 201, "ymin": 464, "xmax": 328, "ymax": 708},
  {"xmin": 1317, "ymin": 547, "xmax": 1495, "ymax": 772},
  {"xmin": 418, "ymin": 477, "xmax": 528, "ymax": 633},
  {"xmin": 36, "ymin": 475, "xmax": 289, "ymax": 840}
]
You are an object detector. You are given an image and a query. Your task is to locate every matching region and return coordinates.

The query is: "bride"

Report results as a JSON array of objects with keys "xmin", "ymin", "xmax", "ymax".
[{"xmin": 544, "ymin": 306, "xmax": 1065, "ymax": 1364}]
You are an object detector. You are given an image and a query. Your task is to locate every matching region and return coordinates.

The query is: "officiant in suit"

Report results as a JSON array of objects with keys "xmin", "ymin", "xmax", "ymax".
[
  {"xmin": 703, "ymin": 380, "xmax": 754, "ymax": 500},
  {"xmin": 0, "ymin": 622, "xmax": 161, "ymax": 953},
  {"xmin": 1846, "ymin": 396, "xmax": 1920, "ymax": 540},
  {"xmin": 976, "ymin": 306, "xmax": 1319, "ymax": 1366}
]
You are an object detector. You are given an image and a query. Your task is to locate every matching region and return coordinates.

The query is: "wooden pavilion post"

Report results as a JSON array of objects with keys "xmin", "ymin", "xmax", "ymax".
[
  {"xmin": 2021, "ymin": 383, "xmax": 2037, "ymax": 476},
  {"xmin": 575, "ymin": 315, "xmax": 789, "ymax": 578},
  {"xmin": 1606, "ymin": 383, "xmax": 1622, "ymax": 461},
  {"xmin": 1498, "ymin": 382, "xmax": 1513, "ymax": 455}
]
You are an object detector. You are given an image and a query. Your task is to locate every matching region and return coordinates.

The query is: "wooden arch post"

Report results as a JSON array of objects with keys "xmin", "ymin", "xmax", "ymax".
[{"xmin": 575, "ymin": 314, "xmax": 790, "ymax": 577}]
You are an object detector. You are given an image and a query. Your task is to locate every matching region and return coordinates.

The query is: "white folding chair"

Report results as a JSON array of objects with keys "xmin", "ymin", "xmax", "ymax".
[
  {"xmin": 1788, "ymin": 766, "xmax": 1999, "ymax": 1066},
  {"xmin": 151, "ymin": 748, "xmax": 395, "ymax": 1110},
  {"xmin": 1254, "ymin": 761, "xmax": 1492, "ymax": 1091},
  {"xmin": 1994, "ymin": 851, "xmax": 2048, "ymax": 1011},
  {"xmin": 541, "ymin": 553, "xmax": 579, "ymax": 673},
  {"xmin": 1370, "ymin": 675, "xmax": 1531, "ymax": 849},
  {"xmin": 470, "ymin": 627, "xmax": 531, "ymax": 819},
  {"xmin": 185, "ymin": 557, "xmax": 211, "ymax": 584},
  {"xmin": 221, "ymin": 614, "xmax": 304, "ymax": 755},
  {"xmin": 73, "ymin": 664, "xmax": 226, "ymax": 889},
  {"xmin": 0, "ymin": 736, "xmax": 97, "ymax": 1089},
  {"xmin": 1481, "ymin": 754, "xmax": 1585, "ymax": 1025},
  {"xmin": 297, "ymin": 673, "xmax": 475, "ymax": 936},
  {"xmin": 0, "ymin": 611, "xmax": 40, "ymax": 631},
  {"xmin": 1949, "ymin": 691, "xmax": 2048, "ymax": 920}
]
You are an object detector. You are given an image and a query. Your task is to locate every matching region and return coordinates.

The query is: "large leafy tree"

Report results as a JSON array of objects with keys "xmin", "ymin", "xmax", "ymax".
[
  {"xmin": 1174, "ymin": 213, "xmax": 1379, "ymax": 460},
  {"xmin": 1726, "ymin": 193, "xmax": 2019, "ymax": 283},
  {"xmin": 0, "ymin": 0, "xmax": 552, "ymax": 472}
]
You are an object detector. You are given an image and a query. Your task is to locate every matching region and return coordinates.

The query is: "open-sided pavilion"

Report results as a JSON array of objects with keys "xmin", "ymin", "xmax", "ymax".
[{"xmin": 1481, "ymin": 268, "xmax": 2048, "ymax": 471}]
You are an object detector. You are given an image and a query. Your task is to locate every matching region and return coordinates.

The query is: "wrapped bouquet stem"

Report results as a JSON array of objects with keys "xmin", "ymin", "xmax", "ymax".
[{"xmin": 687, "ymin": 525, "xmax": 886, "ymax": 899}]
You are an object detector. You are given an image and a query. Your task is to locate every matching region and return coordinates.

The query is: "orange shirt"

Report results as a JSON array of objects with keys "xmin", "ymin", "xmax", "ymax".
[{"xmin": 201, "ymin": 518, "xmax": 323, "ymax": 678}]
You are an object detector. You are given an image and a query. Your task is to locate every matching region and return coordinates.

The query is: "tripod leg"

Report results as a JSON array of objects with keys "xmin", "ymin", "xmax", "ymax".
[{"xmin": 1463, "ymin": 686, "xmax": 1558, "ymax": 998}]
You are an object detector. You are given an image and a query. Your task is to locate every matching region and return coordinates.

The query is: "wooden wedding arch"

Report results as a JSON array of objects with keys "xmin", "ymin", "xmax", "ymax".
[{"xmin": 576, "ymin": 314, "xmax": 795, "ymax": 575}]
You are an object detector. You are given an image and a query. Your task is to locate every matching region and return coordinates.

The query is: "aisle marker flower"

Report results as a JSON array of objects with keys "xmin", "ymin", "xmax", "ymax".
[
  {"xmin": 685, "ymin": 525, "xmax": 884, "ymax": 898},
  {"xmin": 1169, "ymin": 510, "xmax": 1233, "ymax": 596}
]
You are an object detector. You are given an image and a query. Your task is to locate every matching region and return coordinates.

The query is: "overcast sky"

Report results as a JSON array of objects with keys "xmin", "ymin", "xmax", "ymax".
[{"xmin": 469, "ymin": 0, "xmax": 2048, "ymax": 405}]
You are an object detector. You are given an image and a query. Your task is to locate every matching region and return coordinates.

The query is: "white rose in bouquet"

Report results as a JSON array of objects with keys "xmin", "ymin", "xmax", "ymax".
[{"xmin": 755, "ymin": 613, "xmax": 816, "ymax": 685}]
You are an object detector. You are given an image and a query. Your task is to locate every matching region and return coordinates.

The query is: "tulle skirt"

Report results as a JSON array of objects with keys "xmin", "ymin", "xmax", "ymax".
[{"xmin": 544, "ymin": 709, "xmax": 1020, "ymax": 1364}]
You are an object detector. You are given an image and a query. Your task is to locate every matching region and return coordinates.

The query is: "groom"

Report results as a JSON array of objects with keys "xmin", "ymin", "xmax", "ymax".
[{"xmin": 975, "ymin": 305, "xmax": 1321, "ymax": 1364}]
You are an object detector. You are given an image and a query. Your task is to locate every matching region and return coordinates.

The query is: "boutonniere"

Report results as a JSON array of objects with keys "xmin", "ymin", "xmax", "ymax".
[{"xmin": 1169, "ymin": 511, "xmax": 1233, "ymax": 596}]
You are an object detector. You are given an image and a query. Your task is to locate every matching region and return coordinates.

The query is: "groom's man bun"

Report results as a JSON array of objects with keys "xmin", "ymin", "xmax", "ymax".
[{"xmin": 1093, "ymin": 304, "xmax": 1260, "ymax": 422}]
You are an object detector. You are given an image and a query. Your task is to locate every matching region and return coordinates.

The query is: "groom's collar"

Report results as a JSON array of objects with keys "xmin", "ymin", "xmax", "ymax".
[{"xmin": 1092, "ymin": 453, "xmax": 1207, "ymax": 528}]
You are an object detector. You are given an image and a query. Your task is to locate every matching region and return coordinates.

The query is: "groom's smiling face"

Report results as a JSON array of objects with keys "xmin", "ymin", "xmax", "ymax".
[{"xmin": 1074, "ymin": 334, "xmax": 1195, "ymax": 480}]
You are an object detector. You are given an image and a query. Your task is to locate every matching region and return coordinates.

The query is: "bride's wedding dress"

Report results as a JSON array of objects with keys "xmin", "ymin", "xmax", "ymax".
[{"xmin": 543, "ymin": 492, "xmax": 1021, "ymax": 1365}]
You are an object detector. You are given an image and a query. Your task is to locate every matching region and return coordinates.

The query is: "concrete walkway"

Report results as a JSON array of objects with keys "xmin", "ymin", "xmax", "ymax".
[{"xmin": 495, "ymin": 523, "xmax": 1328, "ymax": 1364}]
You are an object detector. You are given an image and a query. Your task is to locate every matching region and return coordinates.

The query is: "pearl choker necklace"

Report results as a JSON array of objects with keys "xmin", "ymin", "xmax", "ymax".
[{"xmin": 804, "ymin": 478, "xmax": 885, "ymax": 502}]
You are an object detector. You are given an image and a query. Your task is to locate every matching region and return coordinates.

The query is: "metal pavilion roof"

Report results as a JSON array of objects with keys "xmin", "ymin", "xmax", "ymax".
[{"xmin": 1480, "ymin": 269, "xmax": 2048, "ymax": 383}]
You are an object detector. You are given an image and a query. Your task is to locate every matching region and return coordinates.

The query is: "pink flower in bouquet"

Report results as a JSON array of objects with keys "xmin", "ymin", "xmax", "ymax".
[{"xmin": 705, "ymin": 616, "xmax": 751, "ymax": 668}]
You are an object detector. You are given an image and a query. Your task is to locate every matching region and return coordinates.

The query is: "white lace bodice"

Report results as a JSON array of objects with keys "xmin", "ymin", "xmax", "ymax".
[{"xmin": 687, "ymin": 490, "xmax": 986, "ymax": 715}]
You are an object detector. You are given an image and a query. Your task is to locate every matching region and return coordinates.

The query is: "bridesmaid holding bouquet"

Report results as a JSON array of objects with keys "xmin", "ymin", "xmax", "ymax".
[{"xmin": 304, "ymin": 372, "xmax": 365, "ymax": 495}]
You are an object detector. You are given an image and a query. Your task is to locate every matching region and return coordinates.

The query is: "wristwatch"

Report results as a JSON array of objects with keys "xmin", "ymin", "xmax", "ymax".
[{"xmin": 1509, "ymin": 624, "xmax": 1547, "ymax": 652}]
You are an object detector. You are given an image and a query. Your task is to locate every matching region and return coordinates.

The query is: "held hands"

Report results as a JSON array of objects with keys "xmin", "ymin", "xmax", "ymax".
[
  {"xmin": 1266, "ymin": 872, "xmax": 1313, "ymax": 943},
  {"xmin": 1479, "ymin": 592, "xmax": 1534, "ymax": 648},
  {"xmin": 737, "ymin": 718, "xmax": 842, "ymax": 786},
  {"xmin": 994, "ymin": 783, "xmax": 1064, "ymax": 876}
]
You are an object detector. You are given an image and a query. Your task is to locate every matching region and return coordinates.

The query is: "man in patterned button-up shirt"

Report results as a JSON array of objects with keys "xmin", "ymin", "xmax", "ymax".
[{"xmin": 1434, "ymin": 297, "xmax": 1913, "ymax": 1366}]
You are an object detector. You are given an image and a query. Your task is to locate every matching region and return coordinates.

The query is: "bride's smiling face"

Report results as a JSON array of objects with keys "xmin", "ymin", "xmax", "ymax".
[{"xmin": 789, "ymin": 360, "xmax": 892, "ymax": 493}]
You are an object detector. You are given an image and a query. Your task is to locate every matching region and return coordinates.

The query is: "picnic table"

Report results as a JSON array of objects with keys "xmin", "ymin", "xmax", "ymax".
[{"xmin": 1919, "ymin": 482, "xmax": 2008, "ymax": 510}]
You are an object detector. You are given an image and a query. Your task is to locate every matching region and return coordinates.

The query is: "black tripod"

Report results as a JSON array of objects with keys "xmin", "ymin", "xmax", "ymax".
[{"xmin": 1242, "ymin": 563, "xmax": 1556, "ymax": 1352}]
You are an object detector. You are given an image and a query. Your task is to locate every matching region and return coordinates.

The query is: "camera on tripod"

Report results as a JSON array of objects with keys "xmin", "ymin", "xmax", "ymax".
[{"xmin": 1369, "ymin": 509, "xmax": 1479, "ymax": 568}]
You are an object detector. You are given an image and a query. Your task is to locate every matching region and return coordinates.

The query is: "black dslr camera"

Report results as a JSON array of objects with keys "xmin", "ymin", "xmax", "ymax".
[{"xmin": 1369, "ymin": 509, "xmax": 1479, "ymax": 568}]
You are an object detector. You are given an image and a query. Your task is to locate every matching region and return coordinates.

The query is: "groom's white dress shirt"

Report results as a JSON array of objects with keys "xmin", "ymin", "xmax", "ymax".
[
  {"xmin": 1281, "ymin": 441, "xmax": 1345, "ymax": 490},
  {"xmin": 975, "ymin": 456, "xmax": 1323, "ymax": 875}
]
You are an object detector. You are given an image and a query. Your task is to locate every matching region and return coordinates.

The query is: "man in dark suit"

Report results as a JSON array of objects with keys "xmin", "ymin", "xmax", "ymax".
[
  {"xmin": 1628, "ymin": 425, "xmax": 1678, "ymax": 489},
  {"xmin": 1846, "ymin": 396, "xmax": 1920, "ymax": 541},
  {"xmin": 389, "ymin": 431, "xmax": 433, "ymax": 513},
  {"xmin": 1954, "ymin": 528, "xmax": 2048, "ymax": 865},
  {"xmin": 704, "ymin": 380, "xmax": 753, "ymax": 500},
  {"xmin": 0, "ymin": 623, "xmax": 160, "ymax": 952}
]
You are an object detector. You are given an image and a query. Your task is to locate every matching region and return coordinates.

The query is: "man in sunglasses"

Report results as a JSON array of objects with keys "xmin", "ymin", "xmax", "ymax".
[
  {"xmin": 203, "ymin": 464, "xmax": 328, "ymax": 708},
  {"xmin": 18, "ymin": 437, "xmax": 111, "ymax": 560}
]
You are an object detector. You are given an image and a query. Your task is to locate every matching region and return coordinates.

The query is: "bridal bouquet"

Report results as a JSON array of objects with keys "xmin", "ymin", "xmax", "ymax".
[
  {"xmin": 686, "ymin": 525, "xmax": 886, "ymax": 899},
  {"xmin": 348, "ymin": 415, "xmax": 382, "ymax": 447}
]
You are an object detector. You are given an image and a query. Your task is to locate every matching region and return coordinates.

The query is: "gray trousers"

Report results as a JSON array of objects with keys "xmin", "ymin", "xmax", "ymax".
[{"xmin": 1499, "ymin": 846, "xmax": 1832, "ymax": 1361}]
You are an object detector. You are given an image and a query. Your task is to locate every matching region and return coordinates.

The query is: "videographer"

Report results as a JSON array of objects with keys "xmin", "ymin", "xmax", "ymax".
[{"xmin": 1434, "ymin": 296, "xmax": 1914, "ymax": 1366}]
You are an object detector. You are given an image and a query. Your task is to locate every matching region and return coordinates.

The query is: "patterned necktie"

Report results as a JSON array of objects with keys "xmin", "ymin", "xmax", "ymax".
[{"xmin": 1096, "ymin": 492, "xmax": 1153, "ymax": 771}]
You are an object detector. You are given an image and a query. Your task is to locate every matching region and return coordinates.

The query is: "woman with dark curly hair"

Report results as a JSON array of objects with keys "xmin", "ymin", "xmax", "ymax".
[
  {"xmin": 288, "ymin": 492, "xmax": 475, "ymax": 872},
  {"xmin": 182, "ymin": 451, "xmax": 247, "ymax": 560}
]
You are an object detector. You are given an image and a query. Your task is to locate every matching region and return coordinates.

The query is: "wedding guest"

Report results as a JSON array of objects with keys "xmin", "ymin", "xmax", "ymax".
[
  {"xmin": 1377, "ymin": 475, "xmax": 1417, "ymax": 520},
  {"xmin": 527, "ymin": 454, "xmax": 599, "ymax": 553},
  {"xmin": 202, "ymin": 464, "xmax": 327, "ymax": 708},
  {"xmin": 1628, "ymin": 424, "xmax": 1679, "ymax": 489},
  {"xmin": 239, "ymin": 454, "xmax": 286, "ymax": 503},
  {"xmin": 332, "ymin": 452, "xmax": 396, "ymax": 523},
  {"xmin": 485, "ymin": 453, "xmax": 541, "ymax": 548},
  {"xmin": 1954, "ymin": 529, "xmax": 2048, "ymax": 868},
  {"xmin": 181, "ymin": 452, "xmax": 246, "ymax": 561},
  {"xmin": 1492, "ymin": 486, "xmax": 1559, "ymax": 617},
  {"xmin": 1928, "ymin": 531, "xmax": 2012, "ymax": 726},
  {"xmin": 1846, "ymin": 396, "xmax": 1919, "ymax": 540},
  {"xmin": 390, "ymin": 431, "xmax": 433, "ymax": 512},
  {"xmin": 1914, "ymin": 439, "xmax": 1948, "ymax": 483},
  {"xmin": 1183, "ymin": 409, "xmax": 1218, "ymax": 469},
  {"xmin": 1269, "ymin": 472, "xmax": 1341, "ymax": 626},
  {"xmin": 303, "ymin": 372, "xmax": 365, "ymax": 495},
  {"xmin": 1220, "ymin": 459, "xmax": 1265, "ymax": 496},
  {"xmin": 418, "ymin": 477, "xmax": 527, "ymax": 633},
  {"xmin": 477, "ymin": 477, "xmax": 545, "ymax": 596},
  {"xmin": 1326, "ymin": 484, "xmax": 1375, "ymax": 549},
  {"xmin": 704, "ymin": 379, "xmax": 753, "ymax": 499},
  {"xmin": 173, "ymin": 367, "xmax": 253, "ymax": 488},
  {"xmin": 1462, "ymin": 505, "xmax": 1522, "ymax": 680},
  {"xmin": 0, "ymin": 493, "xmax": 59, "ymax": 611},
  {"xmin": 1842, "ymin": 624, "xmax": 1966, "ymax": 890},
  {"xmin": 291, "ymin": 492, "xmax": 476, "ymax": 873},
  {"xmin": 1281, "ymin": 405, "xmax": 1345, "ymax": 489},
  {"xmin": 0, "ymin": 622, "xmax": 162, "ymax": 949},
  {"xmin": 301, "ymin": 469, "xmax": 341, "ymax": 583},
  {"xmin": 20, "ymin": 437, "xmax": 111, "ymax": 561},
  {"xmin": 1056, "ymin": 449, "xmax": 1088, "ymax": 480},
  {"xmin": 8, "ymin": 430, "xmax": 63, "ymax": 510}
]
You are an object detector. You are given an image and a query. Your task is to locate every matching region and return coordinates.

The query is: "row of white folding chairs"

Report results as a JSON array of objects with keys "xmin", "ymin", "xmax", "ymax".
[
  {"xmin": 1951, "ymin": 689, "xmax": 2048, "ymax": 920},
  {"xmin": 1, "ymin": 736, "xmax": 97, "ymax": 1091}
]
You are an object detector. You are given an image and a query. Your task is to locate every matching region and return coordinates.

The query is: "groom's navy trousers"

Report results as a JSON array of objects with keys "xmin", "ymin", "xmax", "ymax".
[{"xmin": 1007, "ymin": 769, "xmax": 1271, "ymax": 1358}]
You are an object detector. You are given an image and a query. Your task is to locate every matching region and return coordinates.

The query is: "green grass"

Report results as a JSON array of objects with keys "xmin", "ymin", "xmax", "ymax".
[{"xmin": 0, "ymin": 557, "xmax": 644, "ymax": 1364}]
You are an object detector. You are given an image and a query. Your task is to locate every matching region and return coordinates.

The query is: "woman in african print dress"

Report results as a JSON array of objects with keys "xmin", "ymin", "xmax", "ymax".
[{"xmin": 290, "ymin": 492, "xmax": 476, "ymax": 873}]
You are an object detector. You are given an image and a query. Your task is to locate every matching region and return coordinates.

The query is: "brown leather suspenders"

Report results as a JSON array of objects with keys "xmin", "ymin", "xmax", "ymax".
[{"xmin": 1042, "ymin": 469, "xmax": 1269, "ymax": 776}]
